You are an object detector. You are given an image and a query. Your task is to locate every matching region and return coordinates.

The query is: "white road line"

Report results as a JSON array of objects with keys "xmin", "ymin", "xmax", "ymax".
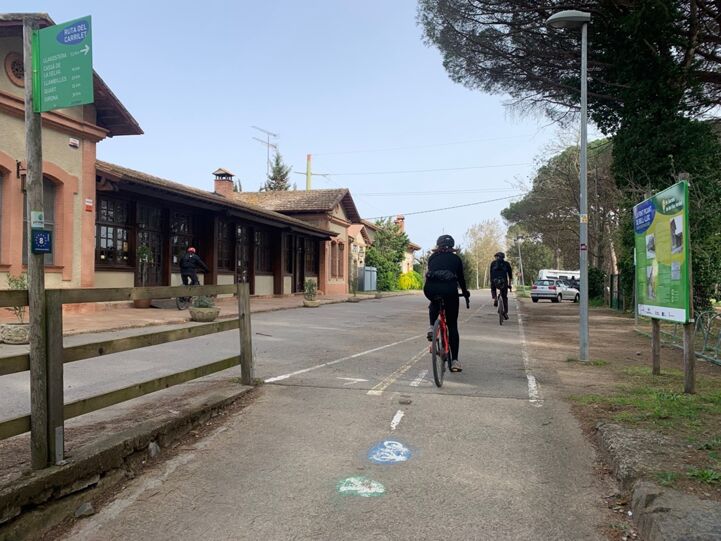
[
  {"xmin": 409, "ymin": 370, "xmax": 428, "ymax": 387},
  {"xmin": 264, "ymin": 334, "xmax": 422, "ymax": 383},
  {"xmin": 390, "ymin": 410, "xmax": 405, "ymax": 430},
  {"xmin": 514, "ymin": 296, "xmax": 542, "ymax": 407},
  {"xmin": 367, "ymin": 348, "xmax": 426, "ymax": 396}
]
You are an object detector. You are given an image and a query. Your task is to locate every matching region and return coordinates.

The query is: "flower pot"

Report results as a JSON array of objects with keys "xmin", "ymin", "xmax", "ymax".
[
  {"xmin": 1, "ymin": 323, "xmax": 30, "ymax": 345},
  {"xmin": 303, "ymin": 299, "xmax": 321, "ymax": 308},
  {"xmin": 133, "ymin": 299, "xmax": 152, "ymax": 309},
  {"xmin": 347, "ymin": 296, "xmax": 361, "ymax": 303},
  {"xmin": 189, "ymin": 307, "xmax": 220, "ymax": 322}
]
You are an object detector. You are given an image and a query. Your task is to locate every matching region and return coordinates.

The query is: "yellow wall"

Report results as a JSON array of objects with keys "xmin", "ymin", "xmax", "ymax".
[
  {"xmin": 94, "ymin": 271, "xmax": 135, "ymax": 288},
  {"xmin": 283, "ymin": 275, "xmax": 292, "ymax": 294},
  {"xmin": 255, "ymin": 275, "xmax": 274, "ymax": 296}
]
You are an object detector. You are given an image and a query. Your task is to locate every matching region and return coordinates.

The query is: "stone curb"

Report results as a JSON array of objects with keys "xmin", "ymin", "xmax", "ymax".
[
  {"xmin": 596, "ymin": 422, "xmax": 721, "ymax": 540},
  {"xmin": 0, "ymin": 384, "xmax": 253, "ymax": 540}
]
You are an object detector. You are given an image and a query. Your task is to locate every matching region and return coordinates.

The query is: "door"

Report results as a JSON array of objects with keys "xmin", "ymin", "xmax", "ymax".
[
  {"xmin": 294, "ymin": 238, "xmax": 305, "ymax": 293},
  {"xmin": 136, "ymin": 205, "xmax": 164, "ymax": 286}
]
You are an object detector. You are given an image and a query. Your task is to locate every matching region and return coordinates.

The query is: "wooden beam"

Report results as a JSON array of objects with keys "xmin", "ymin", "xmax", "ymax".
[
  {"xmin": 56, "ymin": 283, "xmax": 237, "ymax": 304},
  {"xmin": 0, "ymin": 290, "xmax": 29, "ymax": 308}
]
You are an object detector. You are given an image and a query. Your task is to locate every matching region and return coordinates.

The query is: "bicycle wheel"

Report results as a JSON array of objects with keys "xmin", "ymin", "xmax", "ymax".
[
  {"xmin": 498, "ymin": 297, "xmax": 504, "ymax": 325},
  {"xmin": 431, "ymin": 319, "xmax": 444, "ymax": 387},
  {"xmin": 176, "ymin": 296, "xmax": 190, "ymax": 310}
]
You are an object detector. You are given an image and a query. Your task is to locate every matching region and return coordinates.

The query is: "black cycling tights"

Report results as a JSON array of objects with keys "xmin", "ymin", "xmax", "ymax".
[{"xmin": 429, "ymin": 294, "xmax": 460, "ymax": 361}]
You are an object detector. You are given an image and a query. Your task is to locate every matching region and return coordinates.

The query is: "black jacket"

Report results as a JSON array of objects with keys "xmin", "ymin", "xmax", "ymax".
[
  {"xmin": 179, "ymin": 252, "xmax": 208, "ymax": 273},
  {"xmin": 489, "ymin": 259, "xmax": 512, "ymax": 285},
  {"xmin": 425, "ymin": 251, "xmax": 468, "ymax": 293}
]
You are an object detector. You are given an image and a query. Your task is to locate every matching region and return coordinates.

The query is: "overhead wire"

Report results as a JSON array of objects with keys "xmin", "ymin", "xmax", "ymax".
[{"xmin": 365, "ymin": 194, "xmax": 527, "ymax": 220}]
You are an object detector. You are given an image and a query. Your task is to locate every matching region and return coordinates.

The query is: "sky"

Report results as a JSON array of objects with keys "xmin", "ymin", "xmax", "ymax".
[{"xmin": 6, "ymin": 0, "xmax": 584, "ymax": 251}]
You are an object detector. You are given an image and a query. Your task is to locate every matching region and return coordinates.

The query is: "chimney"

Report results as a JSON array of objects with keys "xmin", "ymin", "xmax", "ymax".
[
  {"xmin": 394, "ymin": 215, "xmax": 405, "ymax": 232},
  {"xmin": 213, "ymin": 168, "xmax": 235, "ymax": 197}
]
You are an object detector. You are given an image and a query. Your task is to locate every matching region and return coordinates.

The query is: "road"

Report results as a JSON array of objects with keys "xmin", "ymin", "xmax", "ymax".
[{"xmin": 59, "ymin": 293, "xmax": 609, "ymax": 540}]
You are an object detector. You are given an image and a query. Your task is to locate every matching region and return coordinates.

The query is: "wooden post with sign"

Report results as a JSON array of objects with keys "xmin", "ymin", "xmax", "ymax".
[
  {"xmin": 46, "ymin": 290, "xmax": 65, "ymax": 464},
  {"xmin": 237, "ymin": 281, "xmax": 254, "ymax": 385},
  {"xmin": 651, "ymin": 318, "xmax": 661, "ymax": 375},
  {"xmin": 23, "ymin": 16, "xmax": 49, "ymax": 469}
]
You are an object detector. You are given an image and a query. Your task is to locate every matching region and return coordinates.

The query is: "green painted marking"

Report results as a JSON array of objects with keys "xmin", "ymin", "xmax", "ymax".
[{"xmin": 336, "ymin": 476, "xmax": 385, "ymax": 497}]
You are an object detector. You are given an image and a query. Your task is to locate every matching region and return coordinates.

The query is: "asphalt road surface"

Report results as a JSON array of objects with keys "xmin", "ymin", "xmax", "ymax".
[{"xmin": 61, "ymin": 293, "xmax": 608, "ymax": 540}]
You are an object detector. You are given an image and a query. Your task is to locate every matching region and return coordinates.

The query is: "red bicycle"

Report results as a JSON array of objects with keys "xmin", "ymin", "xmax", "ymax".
[{"xmin": 430, "ymin": 293, "xmax": 470, "ymax": 387}]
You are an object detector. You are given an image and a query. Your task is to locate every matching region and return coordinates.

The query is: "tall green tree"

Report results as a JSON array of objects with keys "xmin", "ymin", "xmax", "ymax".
[
  {"xmin": 261, "ymin": 152, "xmax": 292, "ymax": 191},
  {"xmin": 464, "ymin": 219, "xmax": 504, "ymax": 288},
  {"xmin": 365, "ymin": 218, "xmax": 410, "ymax": 291}
]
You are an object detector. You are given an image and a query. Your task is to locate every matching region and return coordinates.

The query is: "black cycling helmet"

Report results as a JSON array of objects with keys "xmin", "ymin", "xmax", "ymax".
[
  {"xmin": 436, "ymin": 235, "xmax": 455, "ymax": 249},
  {"xmin": 494, "ymin": 251, "xmax": 505, "ymax": 259}
]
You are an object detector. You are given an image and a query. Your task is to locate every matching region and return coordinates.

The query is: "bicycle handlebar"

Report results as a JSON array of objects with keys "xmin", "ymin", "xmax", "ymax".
[{"xmin": 458, "ymin": 292, "xmax": 470, "ymax": 309}]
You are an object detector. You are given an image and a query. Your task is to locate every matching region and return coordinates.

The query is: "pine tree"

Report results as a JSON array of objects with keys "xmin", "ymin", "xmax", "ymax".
[{"xmin": 262, "ymin": 152, "xmax": 292, "ymax": 191}]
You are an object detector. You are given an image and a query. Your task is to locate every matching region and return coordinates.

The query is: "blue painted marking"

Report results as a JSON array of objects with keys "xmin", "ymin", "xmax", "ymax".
[
  {"xmin": 57, "ymin": 20, "xmax": 90, "ymax": 45},
  {"xmin": 368, "ymin": 440, "xmax": 411, "ymax": 464}
]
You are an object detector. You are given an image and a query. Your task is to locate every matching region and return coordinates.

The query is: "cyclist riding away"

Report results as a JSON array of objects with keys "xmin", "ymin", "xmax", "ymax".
[
  {"xmin": 179, "ymin": 246, "xmax": 209, "ymax": 286},
  {"xmin": 489, "ymin": 251, "xmax": 512, "ymax": 320},
  {"xmin": 424, "ymin": 235, "xmax": 470, "ymax": 373}
]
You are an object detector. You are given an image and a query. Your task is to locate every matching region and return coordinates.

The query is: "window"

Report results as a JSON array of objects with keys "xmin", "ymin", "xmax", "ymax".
[
  {"xmin": 285, "ymin": 236, "xmax": 294, "ymax": 274},
  {"xmin": 170, "ymin": 211, "xmax": 193, "ymax": 267},
  {"xmin": 255, "ymin": 230, "xmax": 272, "ymax": 273},
  {"xmin": 218, "ymin": 221, "xmax": 234, "ymax": 271},
  {"xmin": 23, "ymin": 178, "xmax": 56, "ymax": 265},
  {"xmin": 338, "ymin": 242, "xmax": 345, "ymax": 278},
  {"xmin": 304, "ymin": 239, "xmax": 318, "ymax": 274},
  {"xmin": 96, "ymin": 197, "xmax": 131, "ymax": 266},
  {"xmin": 331, "ymin": 242, "xmax": 338, "ymax": 278}
]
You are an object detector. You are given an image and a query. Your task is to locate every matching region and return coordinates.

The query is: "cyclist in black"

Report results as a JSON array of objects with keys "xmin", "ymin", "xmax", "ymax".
[
  {"xmin": 179, "ymin": 246, "xmax": 208, "ymax": 286},
  {"xmin": 423, "ymin": 235, "xmax": 470, "ymax": 372},
  {"xmin": 489, "ymin": 251, "xmax": 513, "ymax": 320}
]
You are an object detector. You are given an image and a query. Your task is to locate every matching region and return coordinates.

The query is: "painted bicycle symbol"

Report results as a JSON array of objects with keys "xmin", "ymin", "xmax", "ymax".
[{"xmin": 368, "ymin": 440, "xmax": 412, "ymax": 464}]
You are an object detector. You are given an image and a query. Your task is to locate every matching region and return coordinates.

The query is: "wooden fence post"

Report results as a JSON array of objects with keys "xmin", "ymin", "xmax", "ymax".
[
  {"xmin": 237, "ymin": 282, "xmax": 254, "ymax": 385},
  {"xmin": 651, "ymin": 318, "xmax": 661, "ymax": 375},
  {"xmin": 683, "ymin": 323, "xmax": 695, "ymax": 394},
  {"xmin": 46, "ymin": 290, "xmax": 65, "ymax": 464}
]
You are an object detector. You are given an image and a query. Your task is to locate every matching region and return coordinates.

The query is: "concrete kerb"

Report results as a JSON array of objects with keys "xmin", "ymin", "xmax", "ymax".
[
  {"xmin": 0, "ymin": 384, "xmax": 253, "ymax": 539},
  {"xmin": 596, "ymin": 422, "xmax": 721, "ymax": 540}
]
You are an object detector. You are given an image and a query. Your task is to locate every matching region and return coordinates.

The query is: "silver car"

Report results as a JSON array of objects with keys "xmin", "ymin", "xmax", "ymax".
[{"xmin": 531, "ymin": 279, "xmax": 580, "ymax": 303}]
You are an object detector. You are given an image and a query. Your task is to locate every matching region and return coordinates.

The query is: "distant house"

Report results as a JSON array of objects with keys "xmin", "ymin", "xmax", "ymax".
[
  {"xmin": 231, "ymin": 189, "xmax": 362, "ymax": 295},
  {"xmin": 348, "ymin": 223, "xmax": 372, "ymax": 286},
  {"xmin": 394, "ymin": 216, "xmax": 421, "ymax": 274}
]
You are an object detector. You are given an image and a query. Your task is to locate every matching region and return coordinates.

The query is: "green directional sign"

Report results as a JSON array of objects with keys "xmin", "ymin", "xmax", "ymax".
[{"xmin": 32, "ymin": 16, "xmax": 93, "ymax": 113}]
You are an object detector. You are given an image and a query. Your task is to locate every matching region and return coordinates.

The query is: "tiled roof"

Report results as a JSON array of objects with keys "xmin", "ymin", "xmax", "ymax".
[
  {"xmin": 95, "ymin": 161, "xmax": 335, "ymax": 238},
  {"xmin": 348, "ymin": 224, "xmax": 371, "ymax": 245},
  {"xmin": 233, "ymin": 189, "xmax": 362, "ymax": 223}
]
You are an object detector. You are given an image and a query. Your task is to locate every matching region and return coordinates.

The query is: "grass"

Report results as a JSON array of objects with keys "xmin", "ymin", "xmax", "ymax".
[
  {"xmin": 656, "ymin": 471, "xmax": 679, "ymax": 487},
  {"xmin": 565, "ymin": 357, "xmax": 607, "ymax": 366},
  {"xmin": 589, "ymin": 297, "xmax": 606, "ymax": 308},
  {"xmin": 687, "ymin": 467, "xmax": 721, "ymax": 484}
]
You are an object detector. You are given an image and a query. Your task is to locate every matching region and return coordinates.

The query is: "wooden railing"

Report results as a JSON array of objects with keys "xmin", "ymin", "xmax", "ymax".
[{"xmin": 0, "ymin": 283, "xmax": 254, "ymax": 469}]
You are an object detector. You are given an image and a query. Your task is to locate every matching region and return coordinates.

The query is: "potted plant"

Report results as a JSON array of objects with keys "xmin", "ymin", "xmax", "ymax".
[
  {"xmin": 347, "ymin": 267, "xmax": 361, "ymax": 303},
  {"xmin": 189, "ymin": 295, "xmax": 220, "ymax": 322},
  {"xmin": 134, "ymin": 243, "xmax": 153, "ymax": 308},
  {"xmin": 2, "ymin": 273, "xmax": 29, "ymax": 344},
  {"xmin": 303, "ymin": 279, "xmax": 320, "ymax": 308}
]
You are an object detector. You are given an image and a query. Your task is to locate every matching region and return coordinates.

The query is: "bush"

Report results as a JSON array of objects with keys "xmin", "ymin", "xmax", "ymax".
[
  {"xmin": 303, "ymin": 279, "xmax": 317, "ymax": 301},
  {"xmin": 398, "ymin": 271, "xmax": 423, "ymax": 290},
  {"xmin": 588, "ymin": 267, "xmax": 606, "ymax": 299},
  {"xmin": 6, "ymin": 272, "xmax": 28, "ymax": 324},
  {"xmin": 192, "ymin": 295, "xmax": 215, "ymax": 308}
]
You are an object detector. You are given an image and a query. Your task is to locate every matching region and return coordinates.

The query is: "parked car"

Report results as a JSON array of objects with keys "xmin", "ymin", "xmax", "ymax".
[{"xmin": 531, "ymin": 279, "xmax": 580, "ymax": 303}]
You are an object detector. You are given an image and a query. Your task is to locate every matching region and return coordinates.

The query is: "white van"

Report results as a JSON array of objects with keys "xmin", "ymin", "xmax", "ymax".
[{"xmin": 537, "ymin": 269, "xmax": 580, "ymax": 282}]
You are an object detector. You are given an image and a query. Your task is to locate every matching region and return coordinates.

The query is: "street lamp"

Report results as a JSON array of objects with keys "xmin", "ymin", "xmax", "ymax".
[
  {"xmin": 546, "ymin": 9, "xmax": 591, "ymax": 362},
  {"xmin": 515, "ymin": 235, "xmax": 525, "ymax": 290}
]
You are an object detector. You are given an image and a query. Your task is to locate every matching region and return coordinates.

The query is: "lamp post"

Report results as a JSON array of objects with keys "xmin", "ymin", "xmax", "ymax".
[
  {"xmin": 546, "ymin": 9, "xmax": 591, "ymax": 362},
  {"xmin": 515, "ymin": 235, "xmax": 525, "ymax": 290}
]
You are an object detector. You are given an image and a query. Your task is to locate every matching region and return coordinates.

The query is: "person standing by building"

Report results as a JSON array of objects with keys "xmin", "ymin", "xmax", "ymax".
[{"xmin": 179, "ymin": 246, "xmax": 208, "ymax": 286}]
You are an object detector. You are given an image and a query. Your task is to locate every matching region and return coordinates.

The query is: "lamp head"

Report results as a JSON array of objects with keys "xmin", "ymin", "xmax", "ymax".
[{"xmin": 546, "ymin": 10, "xmax": 591, "ymax": 29}]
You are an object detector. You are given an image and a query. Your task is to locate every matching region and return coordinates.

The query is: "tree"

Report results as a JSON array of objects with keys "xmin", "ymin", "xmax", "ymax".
[
  {"xmin": 261, "ymin": 152, "xmax": 292, "ymax": 191},
  {"xmin": 506, "ymin": 235, "xmax": 554, "ymax": 286},
  {"xmin": 463, "ymin": 219, "xmax": 504, "ymax": 288},
  {"xmin": 365, "ymin": 218, "xmax": 410, "ymax": 291}
]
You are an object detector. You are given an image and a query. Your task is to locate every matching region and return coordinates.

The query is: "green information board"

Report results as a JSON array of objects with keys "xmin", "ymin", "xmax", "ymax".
[
  {"xmin": 633, "ymin": 181, "xmax": 691, "ymax": 323},
  {"xmin": 32, "ymin": 16, "xmax": 93, "ymax": 113}
]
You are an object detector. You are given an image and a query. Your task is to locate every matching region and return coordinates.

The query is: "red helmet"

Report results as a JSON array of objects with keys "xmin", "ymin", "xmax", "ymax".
[{"xmin": 187, "ymin": 247, "xmax": 196, "ymax": 253}]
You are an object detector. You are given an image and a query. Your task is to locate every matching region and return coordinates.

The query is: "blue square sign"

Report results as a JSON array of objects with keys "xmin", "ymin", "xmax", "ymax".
[{"xmin": 31, "ymin": 229, "xmax": 52, "ymax": 254}]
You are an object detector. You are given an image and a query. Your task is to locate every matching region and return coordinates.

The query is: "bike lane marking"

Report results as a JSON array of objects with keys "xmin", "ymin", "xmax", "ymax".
[
  {"xmin": 514, "ymin": 296, "xmax": 542, "ymax": 407},
  {"xmin": 409, "ymin": 369, "xmax": 428, "ymax": 387},
  {"xmin": 264, "ymin": 334, "xmax": 422, "ymax": 383},
  {"xmin": 390, "ymin": 409, "xmax": 404, "ymax": 430},
  {"xmin": 366, "ymin": 347, "xmax": 426, "ymax": 396}
]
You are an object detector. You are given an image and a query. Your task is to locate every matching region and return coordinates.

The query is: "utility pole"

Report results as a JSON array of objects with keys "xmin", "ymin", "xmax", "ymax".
[
  {"xmin": 516, "ymin": 236, "xmax": 525, "ymax": 289},
  {"xmin": 306, "ymin": 154, "xmax": 312, "ymax": 191},
  {"xmin": 24, "ymin": 16, "xmax": 49, "ymax": 469},
  {"xmin": 251, "ymin": 125, "xmax": 278, "ymax": 178}
]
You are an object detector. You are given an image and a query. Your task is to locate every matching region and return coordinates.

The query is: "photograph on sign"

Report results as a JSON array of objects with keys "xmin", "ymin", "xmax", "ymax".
[{"xmin": 633, "ymin": 181, "xmax": 691, "ymax": 323}]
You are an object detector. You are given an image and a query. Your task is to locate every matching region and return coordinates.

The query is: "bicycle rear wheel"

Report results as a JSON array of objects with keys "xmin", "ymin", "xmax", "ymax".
[
  {"xmin": 431, "ymin": 319, "xmax": 444, "ymax": 387},
  {"xmin": 176, "ymin": 296, "xmax": 190, "ymax": 310},
  {"xmin": 498, "ymin": 297, "xmax": 504, "ymax": 325}
]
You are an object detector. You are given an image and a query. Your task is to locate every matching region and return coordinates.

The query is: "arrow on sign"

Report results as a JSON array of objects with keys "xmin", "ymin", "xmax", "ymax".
[
  {"xmin": 81, "ymin": 44, "xmax": 90, "ymax": 55},
  {"xmin": 337, "ymin": 377, "xmax": 368, "ymax": 386}
]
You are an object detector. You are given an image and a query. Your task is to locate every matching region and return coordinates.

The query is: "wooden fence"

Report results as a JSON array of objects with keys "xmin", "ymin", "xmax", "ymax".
[{"xmin": 0, "ymin": 283, "xmax": 253, "ymax": 469}]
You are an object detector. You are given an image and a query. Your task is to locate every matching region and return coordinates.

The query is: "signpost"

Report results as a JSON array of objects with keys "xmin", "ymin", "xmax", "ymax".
[
  {"xmin": 32, "ymin": 16, "xmax": 93, "ymax": 113},
  {"xmin": 633, "ymin": 180, "xmax": 694, "ymax": 391},
  {"xmin": 24, "ymin": 15, "xmax": 94, "ymax": 468}
]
